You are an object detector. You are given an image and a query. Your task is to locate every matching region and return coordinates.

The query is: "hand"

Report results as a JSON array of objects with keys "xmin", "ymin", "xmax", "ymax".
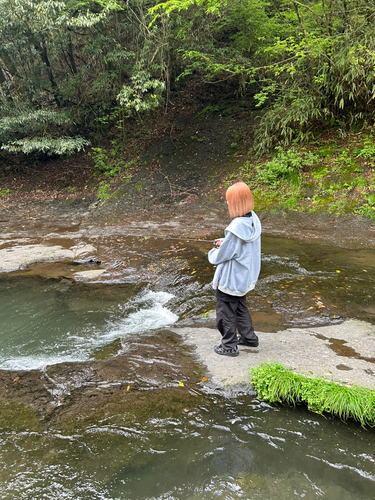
[{"xmin": 214, "ymin": 238, "xmax": 224, "ymax": 247}]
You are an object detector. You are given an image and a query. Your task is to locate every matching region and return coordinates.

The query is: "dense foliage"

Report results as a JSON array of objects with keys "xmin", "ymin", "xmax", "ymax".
[
  {"xmin": 0, "ymin": 0, "xmax": 167, "ymax": 155},
  {"xmin": 1, "ymin": 0, "xmax": 375, "ymax": 155}
]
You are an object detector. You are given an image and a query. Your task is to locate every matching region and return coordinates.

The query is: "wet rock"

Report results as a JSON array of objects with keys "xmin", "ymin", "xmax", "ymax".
[
  {"xmin": 71, "ymin": 243, "xmax": 96, "ymax": 258},
  {"xmin": 0, "ymin": 243, "xmax": 97, "ymax": 273},
  {"xmin": 73, "ymin": 269, "xmax": 106, "ymax": 280},
  {"xmin": 0, "ymin": 331, "xmax": 203, "ymax": 429},
  {"xmin": 173, "ymin": 319, "xmax": 375, "ymax": 391}
]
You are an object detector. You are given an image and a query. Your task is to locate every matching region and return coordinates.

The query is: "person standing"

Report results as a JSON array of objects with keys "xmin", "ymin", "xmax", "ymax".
[{"xmin": 208, "ymin": 182, "xmax": 261, "ymax": 357}]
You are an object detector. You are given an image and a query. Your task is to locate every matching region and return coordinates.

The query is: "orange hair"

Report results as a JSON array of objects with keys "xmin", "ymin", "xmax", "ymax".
[{"xmin": 226, "ymin": 182, "xmax": 254, "ymax": 218}]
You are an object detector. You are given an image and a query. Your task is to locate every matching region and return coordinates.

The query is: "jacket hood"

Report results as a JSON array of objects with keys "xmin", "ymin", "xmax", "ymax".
[{"xmin": 225, "ymin": 212, "xmax": 261, "ymax": 242}]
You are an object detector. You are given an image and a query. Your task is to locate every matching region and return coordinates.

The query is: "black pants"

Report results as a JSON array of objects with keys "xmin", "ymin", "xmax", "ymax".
[{"xmin": 216, "ymin": 294, "xmax": 258, "ymax": 350}]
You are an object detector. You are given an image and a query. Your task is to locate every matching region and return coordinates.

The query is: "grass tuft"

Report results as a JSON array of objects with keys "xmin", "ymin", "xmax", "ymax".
[{"xmin": 250, "ymin": 362, "xmax": 375, "ymax": 427}]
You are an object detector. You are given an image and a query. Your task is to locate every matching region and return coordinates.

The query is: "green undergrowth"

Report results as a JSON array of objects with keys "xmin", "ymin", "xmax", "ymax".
[
  {"xmin": 250, "ymin": 362, "xmax": 375, "ymax": 428},
  {"xmin": 90, "ymin": 143, "xmax": 137, "ymax": 200},
  {"xmin": 228, "ymin": 132, "xmax": 375, "ymax": 219}
]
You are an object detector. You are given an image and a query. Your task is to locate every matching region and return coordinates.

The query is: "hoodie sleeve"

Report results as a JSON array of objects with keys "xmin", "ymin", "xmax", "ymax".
[{"xmin": 208, "ymin": 233, "xmax": 238, "ymax": 265}]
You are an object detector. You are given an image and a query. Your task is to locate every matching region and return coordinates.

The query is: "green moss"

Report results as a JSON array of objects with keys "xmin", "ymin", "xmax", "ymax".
[
  {"xmin": 311, "ymin": 164, "xmax": 330, "ymax": 180},
  {"xmin": 196, "ymin": 105, "xmax": 219, "ymax": 117},
  {"xmin": 315, "ymin": 147, "xmax": 337, "ymax": 158},
  {"xmin": 250, "ymin": 362, "xmax": 375, "ymax": 427},
  {"xmin": 57, "ymin": 388, "xmax": 203, "ymax": 434},
  {"xmin": 0, "ymin": 399, "xmax": 42, "ymax": 432},
  {"xmin": 92, "ymin": 339, "xmax": 122, "ymax": 360}
]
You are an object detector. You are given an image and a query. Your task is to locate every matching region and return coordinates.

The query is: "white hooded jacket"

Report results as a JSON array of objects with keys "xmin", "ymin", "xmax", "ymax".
[{"xmin": 208, "ymin": 211, "xmax": 261, "ymax": 296}]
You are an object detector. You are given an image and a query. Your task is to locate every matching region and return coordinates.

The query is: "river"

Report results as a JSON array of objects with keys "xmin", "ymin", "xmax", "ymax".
[{"xmin": 0, "ymin": 227, "xmax": 375, "ymax": 498}]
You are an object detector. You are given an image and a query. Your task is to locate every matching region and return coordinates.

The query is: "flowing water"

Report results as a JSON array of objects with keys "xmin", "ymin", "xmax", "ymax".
[
  {"xmin": 0, "ymin": 235, "xmax": 374, "ymax": 498},
  {"xmin": 1, "ymin": 397, "xmax": 375, "ymax": 500}
]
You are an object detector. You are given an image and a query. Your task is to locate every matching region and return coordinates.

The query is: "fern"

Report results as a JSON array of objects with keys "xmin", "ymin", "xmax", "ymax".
[
  {"xmin": 117, "ymin": 70, "xmax": 165, "ymax": 119},
  {"xmin": 0, "ymin": 110, "xmax": 72, "ymax": 141},
  {"xmin": 2, "ymin": 136, "xmax": 90, "ymax": 155}
]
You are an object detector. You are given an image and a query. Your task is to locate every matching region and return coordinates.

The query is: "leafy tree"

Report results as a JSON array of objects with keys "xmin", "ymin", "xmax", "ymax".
[
  {"xmin": 253, "ymin": 0, "xmax": 375, "ymax": 152},
  {"xmin": 153, "ymin": 0, "xmax": 375, "ymax": 152},
  {"xmin": 0, "ymin": 0, "xmax": 167, "ymax": 156},
  {"xmin": 2, "ymin": 0, "xmax": 375, "ymax": 159}
]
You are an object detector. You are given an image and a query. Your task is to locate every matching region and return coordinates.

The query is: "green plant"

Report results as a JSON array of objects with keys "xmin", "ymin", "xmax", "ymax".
[
  {"xmin": 354, "ymin": 135, "xmax": 375, "ymax": 163},
  {"xmin": 91, "ymin": 148, "xmax": 108, "ymax": 175},
  {"xmin": 196, "ymin": 106, "xmax": 219, "ymax": 117},
  {"xmin": 0, "ymin": 108, "xmax": 90, "ymax": 157},
  {"xmin": 354, "ymin": 193, "xmax": 375, "ymax": 219},
  {"xmin": 135, "ymin": 181, "xmax": 142, "ymax": 191},
  {"xmin": 250, "ymin": 362, "xmax": 375, "ymax": 427},
  {"xmin": 124, "ymin": 159, "xmax": 136, "ymax": 170},
  {"xmin": 98, "ymin": 182, "xmax": 111, "ymax": 200},
  {"xmin": 280, "ymin": 194, "xmax": 298, "ymax": 210},
  {"xmin": 190, "ymin": 135, "xmax": 204, "ymax": 142},
  {"xmin": 90, "ymin": 148, "xmax": 122, "ymax": 178},
  {"xmin": 0, "ymin": 189, "xmax": 10, "ymax": 195},
  {"xmin": 311, "ymin": 165, "xmax": 330, "ymax": 181},
  {"xmin": 354, "ymin": 205, "xmax": 375, "ymax": 219},
  {"xmin": 333, "ymin": 151, "xmax": 357, "ymax": 171},
  {"xmin": 2, "ymin": 136, "xmax": 90, "ymax": 156},
  {"xmin": 117, "ymin": 70, "xmax": 165, "ymax": 120},
  {"xmin": 356, "ymin": 177, "xmax": 367, "ymax": 188},
  {"xmin": 254, "ymin": 147, "xmax": 318, "ymax": 189}
]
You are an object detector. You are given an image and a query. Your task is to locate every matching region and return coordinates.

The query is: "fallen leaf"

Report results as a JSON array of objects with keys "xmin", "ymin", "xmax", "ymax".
[{"xmin": 13, "ymin": 376, "xmax": 19, "ymax": 382}]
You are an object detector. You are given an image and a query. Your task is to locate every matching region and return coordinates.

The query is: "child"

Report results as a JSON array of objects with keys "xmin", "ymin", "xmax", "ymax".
[{"xmin": 208, "ymin": 182, "xmax": 261, "ymax": 357}]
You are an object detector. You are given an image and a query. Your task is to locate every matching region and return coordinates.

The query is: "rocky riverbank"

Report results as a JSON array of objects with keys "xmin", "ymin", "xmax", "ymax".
[{"xmin": 1, "ymin": 182, "xmax": 375, "ymax": 427}]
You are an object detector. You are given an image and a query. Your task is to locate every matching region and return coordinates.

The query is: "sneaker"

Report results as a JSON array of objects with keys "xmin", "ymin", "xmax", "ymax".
[
  {"xmin": 214, "ymin": 344, "xmax": 239, "ymax": 357},
  {"xmin": 237, "ymin": 337, "xmax": 259, "ymax": 347}
]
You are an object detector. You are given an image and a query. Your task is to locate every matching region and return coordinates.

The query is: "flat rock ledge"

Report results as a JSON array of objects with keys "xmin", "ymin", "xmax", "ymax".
[
  {"xmin": 0, "ymin": 243, "xmax": 97, "ymax": 273},
  {"xmin": 172, "ymin": 319, "xmax": 375, "ymax": 392}
]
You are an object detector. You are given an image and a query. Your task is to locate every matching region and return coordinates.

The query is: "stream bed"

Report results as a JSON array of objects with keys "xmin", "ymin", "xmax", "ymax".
[
  {"xmin": 0, "ymin": 234, "xmax": 374, "ymax": 498},
  {"xmin": 1, "ymin": 395, "xmax": 375, "ymax": 500}
]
